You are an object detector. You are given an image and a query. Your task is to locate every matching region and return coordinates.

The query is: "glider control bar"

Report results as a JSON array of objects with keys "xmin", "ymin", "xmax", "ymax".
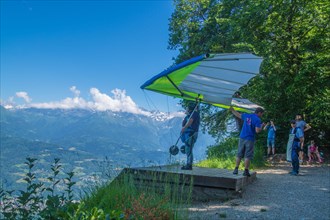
[{"xmin": 166, "ymin": 75, "xmax": 201, "ymax": 100}]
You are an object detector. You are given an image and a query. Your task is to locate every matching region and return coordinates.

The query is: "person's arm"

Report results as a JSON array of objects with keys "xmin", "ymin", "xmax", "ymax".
[
  {"xmin": 256, "ymin": 126, "xmax": 263, "ymax": 133},
  {"xmin": 181, "ymin": 118, "xmax": 193, "ymax": 133},
  {"xmin": 263, "ymin": 122, "xmax": 269, "ymax": 130},
  {"xmin": 271, "ymin": 122, "xmax": 277, "ymax": 131},
  {"xmin": 229, "ymin": 106, "xmax": 241, "ymax": 119},
  {"xmin": 304, "ymin": 123, "xmax": 312, "ymax": 132}
]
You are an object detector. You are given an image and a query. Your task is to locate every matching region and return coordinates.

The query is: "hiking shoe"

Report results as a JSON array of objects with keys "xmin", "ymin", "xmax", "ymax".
[
  {"xmin": 181, "ymin": 165, "xmax": 192, "ymax": 170},
  {"xmin": 243, "ymin": 169, "xmax": 251, "ymax": 177},
  {"xmin": 233, "ymin": 167, "xmax": 238, "ymax": 175}
]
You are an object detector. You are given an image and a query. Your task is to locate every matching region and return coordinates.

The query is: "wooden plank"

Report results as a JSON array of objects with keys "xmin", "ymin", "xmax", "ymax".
[
  {"xmin": 118, "ymin": 165, "xmax": 257, "ymax": 201},
  {"xmin": 124, "ymin": 165, "xmax": 256, "ymax": 190}
]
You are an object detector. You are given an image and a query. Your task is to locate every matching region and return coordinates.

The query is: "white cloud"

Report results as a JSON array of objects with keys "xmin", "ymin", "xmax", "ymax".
[
  {"xmin": 19, "ymin": 87, "xmax": 151, "ymax": 116},
  {"xmin": 70, "ymin": 86, "xmax": 80, "ymax": 97},
  {"xmin": 16, "ymin": 92, "xmax": 31, "ymax": 103},
  {"xmin": 89, "ymin": 88, "xmax": 149, "ymax": 115},
  {"xmin": 2, "ymin": 87, "xmax": 184, "ymax": 118}
]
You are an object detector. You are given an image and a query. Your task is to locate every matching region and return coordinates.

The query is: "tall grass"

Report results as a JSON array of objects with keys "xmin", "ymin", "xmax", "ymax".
[
  {"xmin": 81, "ymin": 168, "xmax": 192, "ymax": 219},
  {"xmin": 196, "ymin": 136, "xmax": 266, "ymax": 170}
]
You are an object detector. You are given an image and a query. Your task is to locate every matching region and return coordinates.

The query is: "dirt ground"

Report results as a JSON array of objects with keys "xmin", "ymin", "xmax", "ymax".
[{"xmin": 187, "ymin": 155, "xmax": 330, "ymax": 220}]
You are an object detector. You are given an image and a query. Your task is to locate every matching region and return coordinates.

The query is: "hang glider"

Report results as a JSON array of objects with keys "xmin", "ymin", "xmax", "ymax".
[{"xmin": 141, "ymin": 53, "xmax": 263, "ymax": 112}]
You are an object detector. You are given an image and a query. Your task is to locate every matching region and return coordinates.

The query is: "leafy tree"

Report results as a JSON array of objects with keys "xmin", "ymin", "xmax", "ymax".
[{"xmin": 168, "ymin": 0, "xmax": 330, "ymax": 148}]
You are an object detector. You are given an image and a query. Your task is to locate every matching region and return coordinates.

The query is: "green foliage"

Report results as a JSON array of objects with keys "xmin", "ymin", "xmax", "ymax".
[
  {"xmin": 169, "ymin": 0, "xmax": 330, "ymax": 147},
  {"xmin": 66, "ymin": 202, "xmax": 124, "ymax": 220},
  {"xmin": 0, "ymin": 157, "xmax": 79, "ymax": 220}
]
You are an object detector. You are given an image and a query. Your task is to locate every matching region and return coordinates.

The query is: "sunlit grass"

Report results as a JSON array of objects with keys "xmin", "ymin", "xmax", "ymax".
[
  {"xmin": 196, "ymin": 136, "xmax": 266, "ymax": 171},
  {"xmin": 197, "ymin": 156, "xmax": 238, "ymax": 170}
]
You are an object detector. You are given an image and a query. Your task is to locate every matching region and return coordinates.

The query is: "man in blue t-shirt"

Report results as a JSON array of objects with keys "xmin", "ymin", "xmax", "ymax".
[
  {"xmin": 230, "ymin": 106, "xmax": 265, "ymax": 177},
  {"xmin": 180, "ymin": 103, "xmax": 200, "ymax": 170},
  {"xmin": 264, "ymin": 120, "xmax": 277, "ymax": 157}
]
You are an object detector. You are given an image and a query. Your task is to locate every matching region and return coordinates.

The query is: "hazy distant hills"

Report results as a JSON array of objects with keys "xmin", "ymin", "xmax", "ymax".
[{"xmin": 0, "ymin": 106, "xmax": 215, "ymax": 191}]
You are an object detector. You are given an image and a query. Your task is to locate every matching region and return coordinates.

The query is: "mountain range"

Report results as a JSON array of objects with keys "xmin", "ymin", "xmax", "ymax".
[{"xmin": 0, "ymin": 106, "xmax": 215, "ymax": 192}]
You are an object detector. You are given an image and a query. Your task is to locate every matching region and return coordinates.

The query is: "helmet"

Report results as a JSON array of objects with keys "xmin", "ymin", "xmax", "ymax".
[{"xmin": 169, "ymin": 145, "xmax": 179, "ymax": 155}]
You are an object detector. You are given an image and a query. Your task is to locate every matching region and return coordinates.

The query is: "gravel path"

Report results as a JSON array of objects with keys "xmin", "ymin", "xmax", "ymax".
[{"xmin": 187, "ymin": 161, "xmax": 330, "ymax": 220}]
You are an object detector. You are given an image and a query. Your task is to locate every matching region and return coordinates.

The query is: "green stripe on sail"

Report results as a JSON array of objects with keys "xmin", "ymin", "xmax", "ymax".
[{"xmin": 145, "ymin": 62, "xmax": 201, "ymax": 97}]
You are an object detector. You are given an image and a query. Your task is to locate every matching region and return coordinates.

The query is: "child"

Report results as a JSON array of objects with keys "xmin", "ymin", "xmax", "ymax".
[
  {"xmin": 308, "ymin": 140, "xmax": 323, "ymax": 163},
  {"xmin": 264, "ymin": 120, "xmax": 277, "ymax": 157}
]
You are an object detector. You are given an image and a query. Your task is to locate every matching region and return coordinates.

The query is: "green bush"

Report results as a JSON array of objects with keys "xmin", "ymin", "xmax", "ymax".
[{"xmin": 0, "ymin": 158, "xmax": 79, "ymax": 219}]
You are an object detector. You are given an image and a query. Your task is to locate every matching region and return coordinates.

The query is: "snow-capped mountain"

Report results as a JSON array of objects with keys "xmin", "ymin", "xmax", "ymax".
[{"xmin": 0, "ymin": 105, "xmax": 215, "ymax": 191}]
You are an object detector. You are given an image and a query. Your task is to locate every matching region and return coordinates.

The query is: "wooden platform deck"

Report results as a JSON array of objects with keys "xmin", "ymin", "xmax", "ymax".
[{"xmin": 120, "ymin": 165, "xmax": 257, "ymax": 201}]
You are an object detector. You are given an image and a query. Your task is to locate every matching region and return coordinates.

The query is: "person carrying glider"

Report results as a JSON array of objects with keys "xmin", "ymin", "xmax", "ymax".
[
  {"xmin": 180, "ymin": 102, "xmax": 200, "ymax": 170},
  {"xmin": 230, "ymin": 106, "xmax": 265, "ymax": 176}
]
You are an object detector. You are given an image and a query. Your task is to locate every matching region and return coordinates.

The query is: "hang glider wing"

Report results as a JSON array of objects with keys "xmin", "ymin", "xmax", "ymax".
[{"xmin": 141, "ymin": 53, "xmax": 263, "ymax": 112}]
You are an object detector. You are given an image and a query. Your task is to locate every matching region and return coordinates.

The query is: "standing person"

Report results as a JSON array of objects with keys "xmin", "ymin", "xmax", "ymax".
[
  {"xmin": 230, "ymin": 106, "xmax": 265, "ymax": 177},
  {"xmin": 264, "ymin": 120, "xmax": 277, "ymax": 157},
  {"xmin": 180, "ymin": 102, "xmax": 200, "ymax": 170},
  {"xmin": 288, "ymin": 120, "xmax": 304, "ymax": 175},
  {"xmin": 295, "ymin": 114, "xmax": 312, "ymax": 163}
]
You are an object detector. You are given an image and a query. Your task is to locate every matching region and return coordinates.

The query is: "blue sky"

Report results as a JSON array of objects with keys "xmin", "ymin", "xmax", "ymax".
[{"xmin": 1, "ymin": 0, "xmax": 182, "ymax": 113}]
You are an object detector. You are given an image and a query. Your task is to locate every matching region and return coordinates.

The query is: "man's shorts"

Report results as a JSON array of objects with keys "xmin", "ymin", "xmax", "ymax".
[
  {"xmin": 237, "ymin": 138, "xmax": 255, "ymax": 160},
  {"xmin": 267, "ymin": 138, "xmax": 275, "ymax": 148}
]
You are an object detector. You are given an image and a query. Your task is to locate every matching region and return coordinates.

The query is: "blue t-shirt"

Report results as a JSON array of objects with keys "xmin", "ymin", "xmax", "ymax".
[
  {"xmin": 267, "ymin": 125, "xmax": 276, "ymax": 139},
  {"xmin": 296, "ymin": 120, "xmax": 306, "ymax": 136},
  {"xmin": 240, "ymin": 113, "xmax": 262, "ymax": 141}
]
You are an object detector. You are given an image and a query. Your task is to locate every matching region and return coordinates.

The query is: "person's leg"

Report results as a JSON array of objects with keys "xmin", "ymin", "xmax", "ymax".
[
  {"xmin": 310, "ymin": 152, "xmax": 316, "ymax": 161},
  {"xmin": 271, "ymin": 139, "xmax": 275, "ymax": 155},
  {"xmin": 292, "ymin": 156, "xmax": 299, "ymax": 174},
  {"xmin": 185, "ymin": 144, "xmax": 193, "ymax": 167},
  {"xmin": 308, "ymin": 152, "xmax": 312, "ymax": 162},
  {"xmin": 234, "ymin": 139, "xmax": 245, "ymax": 174},
  {"xmin": 244, "ymin": 158, "xmax": 250, "ymax": 170},
  {"xmin": 236, "ymin": 157, "xmax": 242, "ymax": 168},
  {"xmin": 267, "ymin": 139, "xmax": 271, "ymax": 156},
  {"xmin": 183, "ymin": 133, "xmax": 197, "ymax": 169},
  {"xmin": 299, "ymin": 140, "xmax": 305, "ymax": 163},
  {"xmin": 315, "ymin": 151, "xmax": 323, "ymax": 162},
  {"xmin": 181, "ymin": 143, "xmax": 193, "ymax": 170},
  {"xmin": 291, "ymin": 144, "xmax": 299, "ymax": 175},
  {"xmin": 233, "ymin": 157, "xmax": 241, "ymax": 174},
  {"xmin": 243, "ymin": 158, "xmax": 251, "ymax": 176},
  {"xmin": 243, "ymin": 140, "xmax": 254, "ymax": 177}
]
